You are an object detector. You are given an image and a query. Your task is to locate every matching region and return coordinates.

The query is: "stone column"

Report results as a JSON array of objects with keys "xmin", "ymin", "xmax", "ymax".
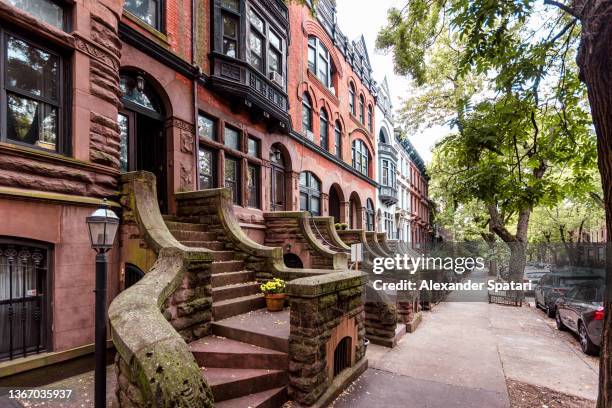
[{"xmin": 340, "ymin": 201, "xmax": 349, "ymax": 224}]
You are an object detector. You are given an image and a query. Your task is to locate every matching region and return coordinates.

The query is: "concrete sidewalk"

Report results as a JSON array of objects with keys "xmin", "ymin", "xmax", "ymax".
[{"xmin": 333, "ymin": 272, "xmax": 598, "ymax": 407}]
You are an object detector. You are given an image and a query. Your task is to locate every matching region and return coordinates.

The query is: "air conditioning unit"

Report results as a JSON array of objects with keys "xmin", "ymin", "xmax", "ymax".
[
  {"xmin": 269, "ymin": 71, "xmax": 283, "ymax": 86},
  {"xmin": 305, "ymin": 130, "xmax": 315, "ymax": 141}
]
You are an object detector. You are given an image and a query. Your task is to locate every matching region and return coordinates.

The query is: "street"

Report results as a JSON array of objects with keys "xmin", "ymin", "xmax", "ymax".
[{"xmin": 333, "ymin": 270, "xmax": 599, "ymax": 408}]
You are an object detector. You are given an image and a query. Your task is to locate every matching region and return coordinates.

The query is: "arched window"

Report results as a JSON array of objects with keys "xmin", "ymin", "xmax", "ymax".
[
  {"xmin": 367, "ymin": 104, "xmax": 373, "ymax": 132},
  {"xmin": 334, "ymin": 121, "xmax": 342, "ymax": 158},
  {"xmin": 299, "ymin": 171, "xmax": 321, "ymax": 215},
  {"xmin": 320, "ymin": 109, "xmax": 329, "ymax": 150},
  {"xmin": 352, "ymin": 139, "xmax": 369, "ymax": 176},
  {"xmin": 308, "ymin": 36, "xmax": 333, "ymax": 87},
  {"xmin": 359, "ymin": 94, "xmax": 365, "ymax": 123},
  {"xmin": 349, "ymin": 82, "xmax": 356, "ymax": 116},
  {"xmin": 302, "ymin": 92, "xmax": 313, "ymax": 134},
  {"xmin": 366, "ymin": 199, "xmax": 375, "ymax": 231},
  {"xmin": 378, "ymin": 129, "xmax": 387, "ymax": 144}
]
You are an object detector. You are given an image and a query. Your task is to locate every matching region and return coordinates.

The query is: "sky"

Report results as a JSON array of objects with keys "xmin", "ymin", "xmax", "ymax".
[{"xmin": 335, "ymin": 0, "xmax": 450, "ymax": 163}]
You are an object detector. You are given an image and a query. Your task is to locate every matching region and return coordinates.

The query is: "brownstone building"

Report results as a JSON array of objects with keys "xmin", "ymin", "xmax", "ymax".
[{"xmin": 0, "ymin": 0, "xmax": 377, "ymax": 383}]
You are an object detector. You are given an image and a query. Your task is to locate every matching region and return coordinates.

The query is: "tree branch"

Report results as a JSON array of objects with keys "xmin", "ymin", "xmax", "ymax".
[
  {"xmin": 543, "ymin": 0, "xmax": 580, "ymax": 19},
  {"xmin": 488, "ymin": 204, "xmax": 518, "ymax": 243}
]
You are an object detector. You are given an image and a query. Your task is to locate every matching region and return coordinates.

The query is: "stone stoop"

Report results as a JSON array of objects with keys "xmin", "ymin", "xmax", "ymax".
[{"xmin": 166, "ymin": 219, "xmax": 290, "ymax": 407}]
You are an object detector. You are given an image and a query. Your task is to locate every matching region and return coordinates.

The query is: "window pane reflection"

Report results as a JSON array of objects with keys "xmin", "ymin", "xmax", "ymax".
[{"xmin": 7, "ymin": 93, "xmax": 57, "ymax": 150}]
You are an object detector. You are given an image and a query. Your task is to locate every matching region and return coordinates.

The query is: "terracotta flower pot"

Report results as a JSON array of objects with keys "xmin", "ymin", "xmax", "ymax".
[{"xmin": 265, "ymin": 293, "xmax": 285, "ymax": 312}]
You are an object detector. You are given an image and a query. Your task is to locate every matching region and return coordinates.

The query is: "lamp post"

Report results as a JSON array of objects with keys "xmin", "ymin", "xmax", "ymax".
[{"xmin": 86, "ymin": 199, "xmax": 119, "ymax": 408}]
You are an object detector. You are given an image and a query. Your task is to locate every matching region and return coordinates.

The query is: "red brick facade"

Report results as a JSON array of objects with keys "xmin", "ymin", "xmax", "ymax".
[{"xmin": 0, "ymin": 0, "xmax": 378, "ymax": 368}]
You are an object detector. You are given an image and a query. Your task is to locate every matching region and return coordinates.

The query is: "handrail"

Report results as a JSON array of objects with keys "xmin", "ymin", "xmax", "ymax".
[{"xmin": 310, "ymin": 216, "xmax": 350, "ymax": 253}]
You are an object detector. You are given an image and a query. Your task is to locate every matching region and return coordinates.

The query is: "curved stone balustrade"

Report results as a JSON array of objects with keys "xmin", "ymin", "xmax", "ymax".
[
  {"xmin": 109, "ymin": 171, "xmax": 214, "ymax": 407},
  {"xmin": 312, "ymin": 216, "xmax": 351, "ymax": 252}
]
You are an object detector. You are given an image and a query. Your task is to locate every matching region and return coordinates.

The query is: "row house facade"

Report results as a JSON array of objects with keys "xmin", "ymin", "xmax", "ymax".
[
  {"xmin": 375, "ymin": 77, "xmax": 432, "ymax": 246},
  {"xmin": 0, "ymin": 0, "xmax": 377, "ymax": 375}
]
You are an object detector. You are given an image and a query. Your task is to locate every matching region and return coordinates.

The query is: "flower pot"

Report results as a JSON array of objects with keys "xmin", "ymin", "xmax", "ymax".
[{"xmin": 265, "ymin": 293, "xmax": 285, "ymax": 312}]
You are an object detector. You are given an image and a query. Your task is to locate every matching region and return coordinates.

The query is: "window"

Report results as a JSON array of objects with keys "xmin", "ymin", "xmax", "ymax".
[
  {"xmin": 349, "ymin": 82, "xmax": 355, "ymax": 115},
  {"xmin": 224, "ymin": 126, "xmax": 240, "ymax": 150},
  {"xmin": 248, "ymin": 136, "xmax": 260, "ymax": 157},
  {"xmin": 307, "ymin": 36, "xmax": 332, "ymax": 88},
  {"xmin": 270, "ymin": 145, "xmax": 286, "ymax": 211},
  {"xmin": 268, "ymin": 30, "xmax": 283, "ymax": 81},
  {"xmin": 7, "ymin": 0, "xmax": 65, "ymax": 30},
  {"xmin": 0, "ymin": 240, "xmax": 50, "ymax": 361},
  {"xmin": 247, "ymin": 164, "xmax": 260, "ymax": 208},
  {"xmin": 352, "ymin": 140, "xmax": 369, "ymax": 176},
  {"xmin": 334, "ymin": 121, "xmax": 342, "ymax": 157},
  {"xmin": 384, "ymin": 212, "xmax": 394, "ymax": 239},
  {"xmin": 125, "ymin": 0, "xmax": 162, "ymax": 30},
  {"xmin": 365, "ymin": 199, "xmax": 375, "ymax": 231},
  {"xmin": 367, "ymin": 104, "xmax": 373, "ymax": 132},
  {"xmin": 382, "ymin": 160, "xmax": 389, "ymax": 186},
  {"xmin": 248, "ymin": 9, "xmax": 264, "ymax": 71},
  {"xmin": 198, "ymin": 148, "xmax": 215, "ymax": 189},
  {"xmin": 4, "ymin": 34, "xmax": 65, "ymax": 154},
  {"xmin": 222, "ymin": 10, "xmax": 239, "ymax": 58},
  {"xmin": 198, "ymin": 114, "xmax": 215, "ymax": 140},
  {"xmin": 302, "ymin": 92, "xmax": 313, "ymax": 134},
  {"xmin": 299, "ymin": 171, "xmax": 321, "ymax": 216},
  {"xmin": 359, "ymin": 94, "xmax": 365, "ymax": 123},
  {"xmin": 320, "ymin": 109, "xmax": 328, "ymax": 150},
  {"xmin": 118, "ymin": 113, "xmax": 129, "ymax": 172},
  {"xmin": 224, "ymin": 157, "xmax": 240, "ymax": 204}
]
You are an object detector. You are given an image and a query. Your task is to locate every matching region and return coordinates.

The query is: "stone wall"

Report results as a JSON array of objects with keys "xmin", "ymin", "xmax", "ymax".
[{"xmin": 287, "ymin": 271, "xmax": 367, "ymax": 406}]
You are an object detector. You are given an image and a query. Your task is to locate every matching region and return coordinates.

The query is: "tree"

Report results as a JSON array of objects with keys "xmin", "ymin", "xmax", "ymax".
[{"xmin": 377, "ymin": 2, "xmax": 612, "ymax": 403}]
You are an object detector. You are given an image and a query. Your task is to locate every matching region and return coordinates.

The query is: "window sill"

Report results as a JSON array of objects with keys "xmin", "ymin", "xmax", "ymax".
[
  {"xmin": 0, "ymin": 142, "xmax": 119, "ymax": 176},
  {"xmin": 306, "ymin": 69, "xmax": 339, "ymax": 105},
  {"xmin": 122, "ymin": 11, "xmax": 168, "ymax": 44}
]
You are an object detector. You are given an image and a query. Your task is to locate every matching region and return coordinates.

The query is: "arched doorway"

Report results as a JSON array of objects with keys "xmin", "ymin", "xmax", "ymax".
[
  {"xmin": 118, "ymin": 72, "xmax": 168, "ymax": 212},
  {"xmin": 124, "ymin": 263, "xmax": 145, "ymax": 289},
  {"xmin": 329, "ymin": 184, "xmax": 343, "ymax": 223},
  {"xmin": 270, "ymin": 144, "xmax": 289, "ymax": 211},
  {"xmin": 283, "ymin": 253, "xmax": 303, "ymax": 268},
  {"xmin": 349, "ymin": 192, "xmax": 362, "ymax": 229}
]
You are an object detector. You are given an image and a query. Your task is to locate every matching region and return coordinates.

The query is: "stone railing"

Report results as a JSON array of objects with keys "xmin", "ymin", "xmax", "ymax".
[
  {"xmin": 365, "ymin": 231, "xmax": 389, "ymax": 257},
  {"xmin": 287, "ymin": 271, "xmax": 368, "ymax": 406},
  {"xmin": 109, "ymin": 172, "xmax": 214, "ymax": 407},
  {"xmin": 263, "ymin": 212, "xmax": 348, "ymax": 270},
  {"xmin": 312, "ymin": 217, "xmax": 351, "ymax": 252},
  {"xmin": 175, "ymin": 189, "xmax": 338, "ymax": 281}
]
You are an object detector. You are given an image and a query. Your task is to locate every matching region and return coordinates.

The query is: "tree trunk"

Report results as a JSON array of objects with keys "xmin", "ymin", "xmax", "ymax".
[
  {"xmin": 488, "ymin": 204, "xmax": 530, "ymax": 285},
  {"xmin": 574, "ymin": 2, "xmax": 612, "ymax": 406}
]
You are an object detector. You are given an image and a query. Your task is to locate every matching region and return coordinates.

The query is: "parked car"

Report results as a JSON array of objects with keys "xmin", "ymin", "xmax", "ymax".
[
  {"xmin": 555, "ymin": 281, "xmax": 605, "ymax": 355},
  {"xmin": 523, "ymin": 263, "xmax": 550, "ymax": 296},
  {"xmin": 534, "ymin": 272, "xmax": 603, "ymax": 318}
]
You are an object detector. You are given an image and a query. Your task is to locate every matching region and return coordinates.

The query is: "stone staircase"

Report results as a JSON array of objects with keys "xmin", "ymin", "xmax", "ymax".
[{"xmin": 164, "ymin": 217, "xmax": 289, "ymax": 407}]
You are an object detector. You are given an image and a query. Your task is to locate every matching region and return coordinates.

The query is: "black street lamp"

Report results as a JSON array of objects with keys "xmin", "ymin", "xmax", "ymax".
[{"xmin": 86, "ymin": 199, "xmax": 119, "ymax": 408}]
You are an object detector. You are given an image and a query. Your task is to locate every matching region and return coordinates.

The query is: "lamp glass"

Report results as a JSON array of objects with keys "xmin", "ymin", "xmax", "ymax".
[{"xmin": 87, "ymin": 204, "xmax": 119, "ymax": 251}]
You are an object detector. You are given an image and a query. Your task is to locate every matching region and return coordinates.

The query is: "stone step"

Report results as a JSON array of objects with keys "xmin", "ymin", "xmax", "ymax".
[
  {"xmin": 165, "ymin": 221, "xmax": 208, "ymax": 232},
  {"xmin": 181, "ymin": 240, "xmax": 225, "ymax": 251},
  {"xmin": 211, "ymin": 270, "xmax": 254, "ymax": 287},
  {"xmin": 211, "ymin": 260, "xmax": 246, "ymax": 274},
  {"xmin": 213, "ymin": 282, "xmax": 261, "ymax": 302},
  {"xmin": 167, "ymin": 229, "xmax": 217, "ymax": 242},
  {"xmin": 162, "ymin": 214, "xmax": 178, "ymax": 222},
  {"xmin": 189, "ymin": 336, "xmax": 288, "ymax": 370},
  {"xmin": 212, "ymin": 251, "xmax": 235, "ymax": 262},
  {"xmin": 213, "ymin": 294, "xmax": 266, "ymax": 320},
  {"xmin": 202, "ymin": 367, "xmax": 287, "ymax": 402},
  {"xmin": 214, "ymin": 386, "xmax": 287, "ymax": 408},
  {"xmin": 212, "ymin": 309, "xmax": 289, "ymax": 353}
]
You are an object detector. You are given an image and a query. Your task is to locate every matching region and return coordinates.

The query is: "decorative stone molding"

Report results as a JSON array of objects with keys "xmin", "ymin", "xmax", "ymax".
[{"xmin": 74, "ymin": 33, "xmax": 120, "ymax": 71}]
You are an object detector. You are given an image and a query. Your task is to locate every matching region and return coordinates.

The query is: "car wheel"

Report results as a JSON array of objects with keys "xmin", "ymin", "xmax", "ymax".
[
  {"xmin": 546, "ymin": 303, "xmax": 555, "ymax": 318},
  {"xmin": 555, "ymin": 311, "xmax": 566, "ymax": 331},
  {"xmin": 579, "ymin": 322, "xmax": 599, "ymax": 356}
]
